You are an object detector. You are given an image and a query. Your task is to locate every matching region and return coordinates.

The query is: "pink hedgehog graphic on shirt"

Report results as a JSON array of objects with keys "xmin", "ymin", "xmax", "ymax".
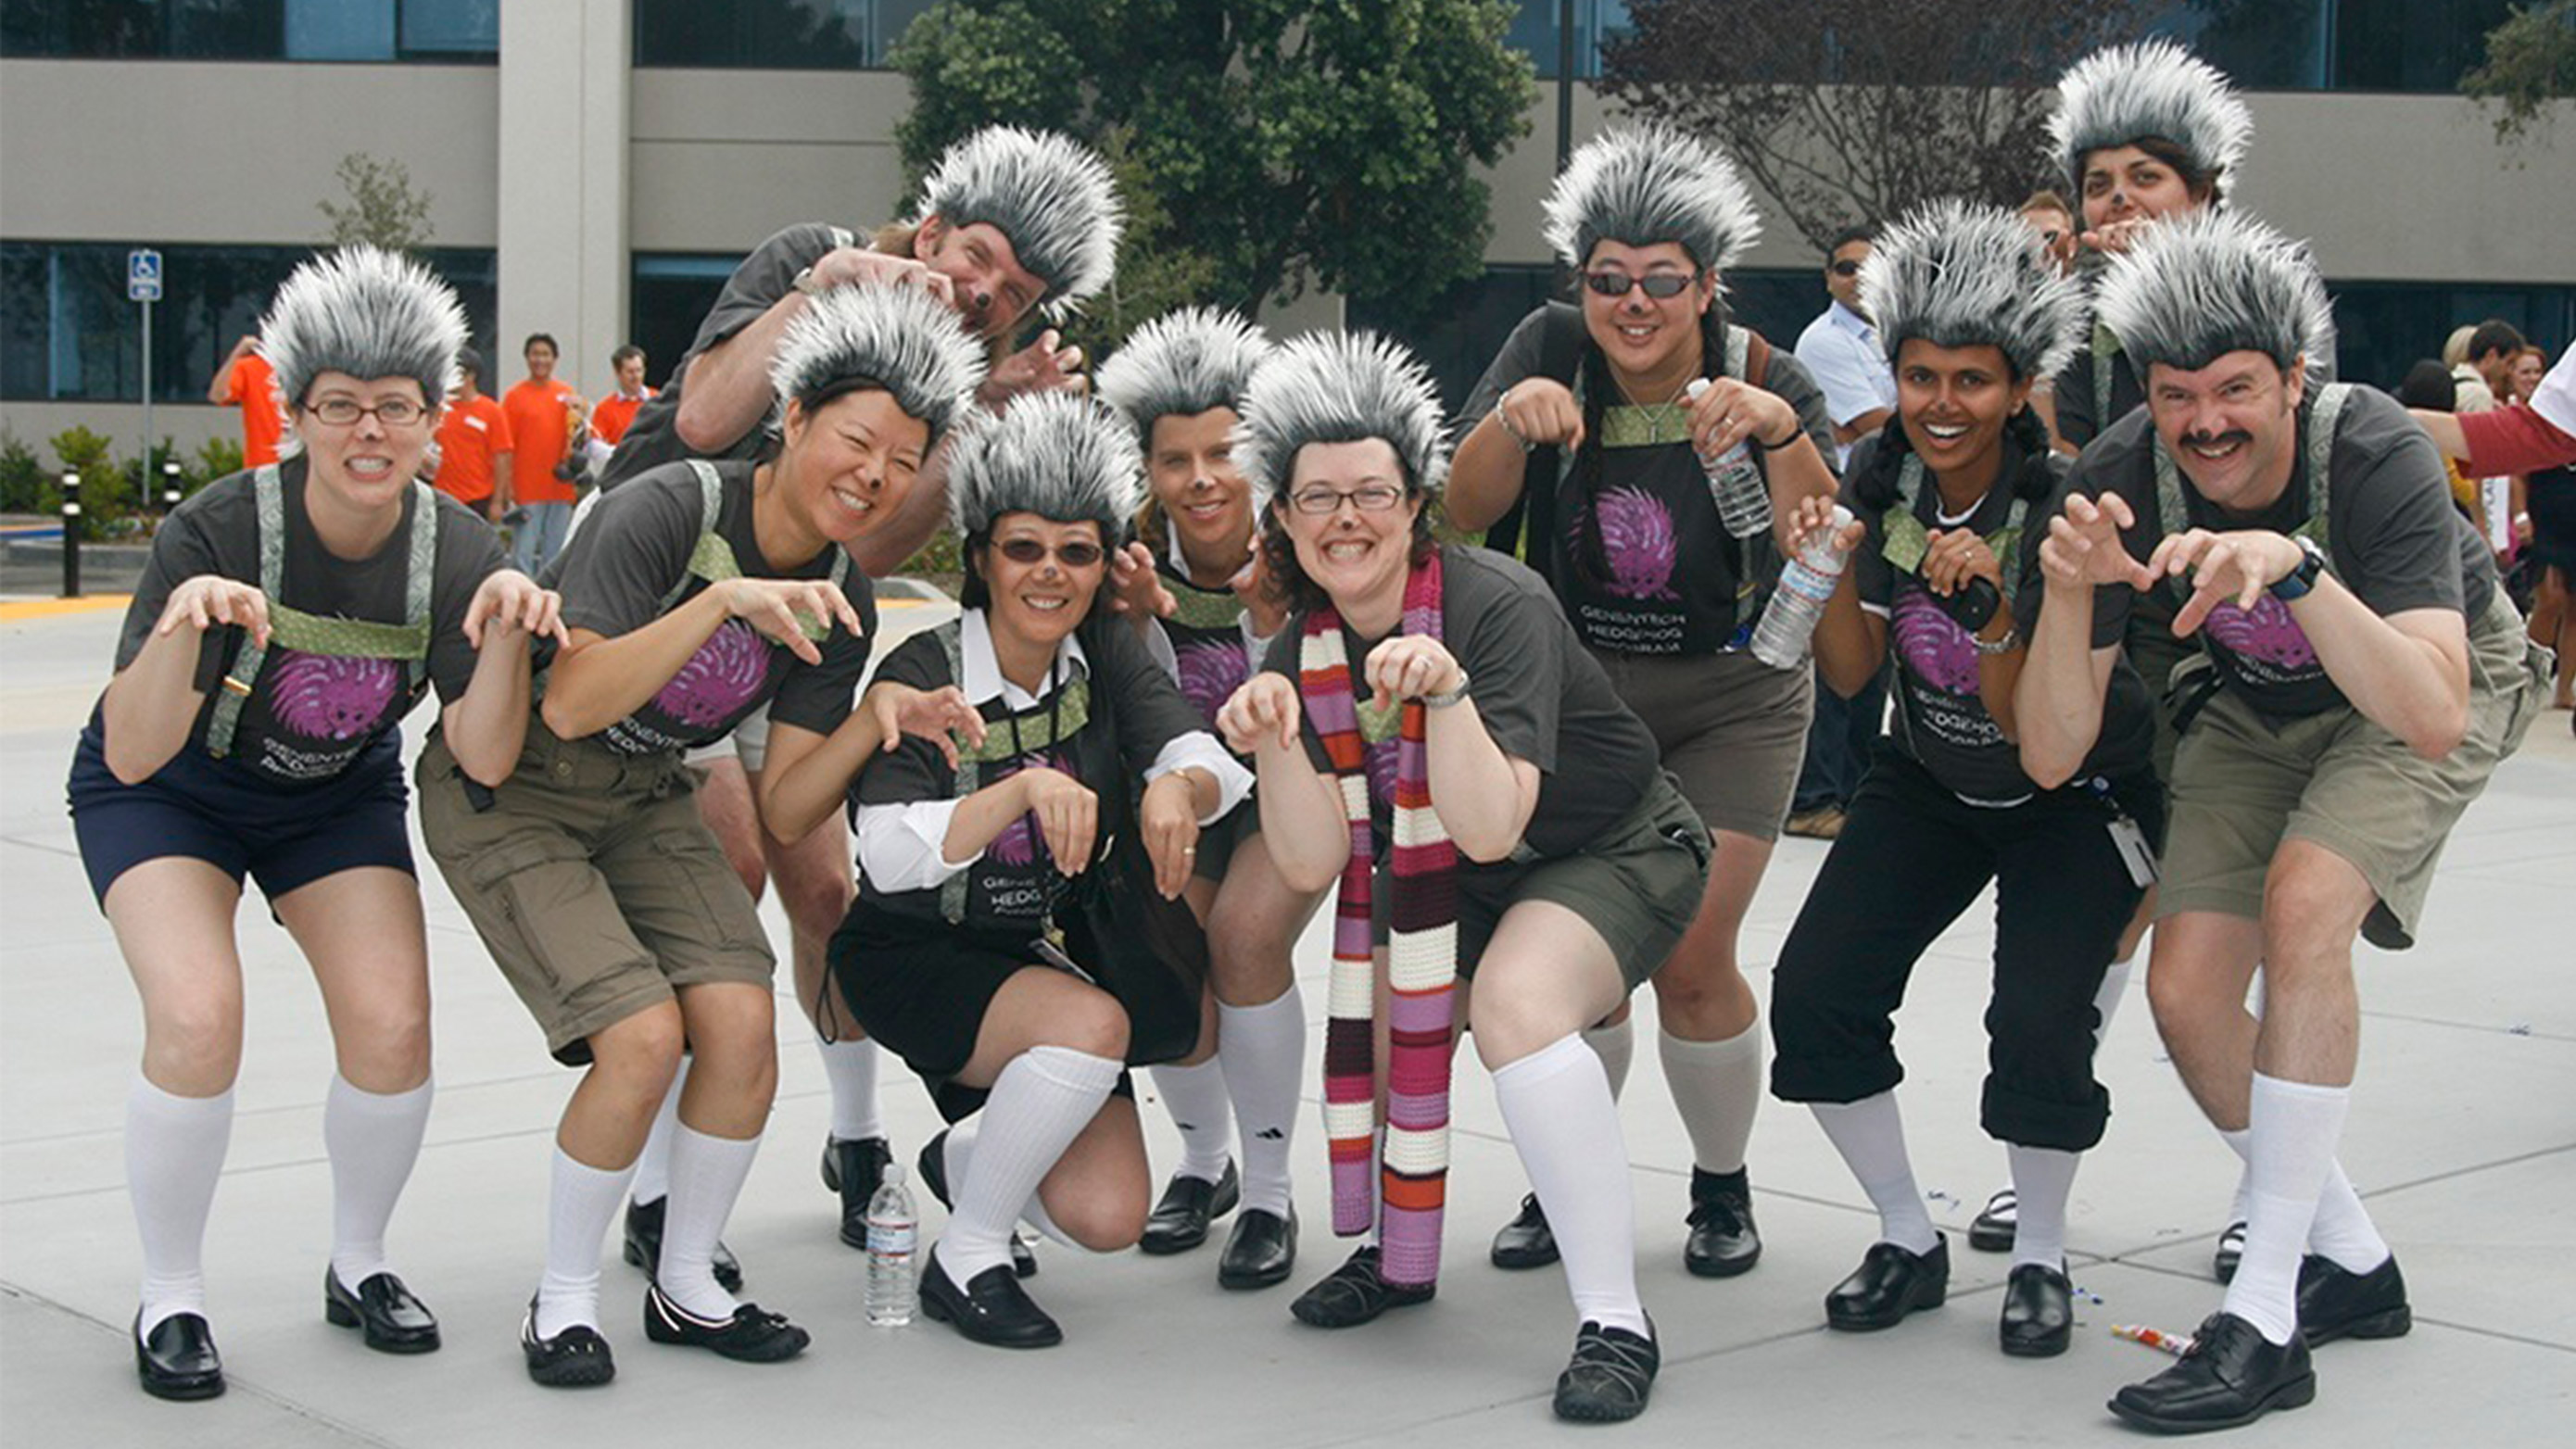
[
  {"xmin": 1890, "ymin": 586, "xmax": 1981, "ymax": 697},
  {"xmin": 1580, "ymin": 486, "xmax": 1680, "ymax": 600},
  {"xmin": 2202, "ymin": 594, "xmax": 2318, "ymax": 671},
  {"xmin": 652, "ymin": 619, "xmax": 770, "ymax": 729},
  {"xmin": 989, "ymin": 750, "xmax": 1071, "ymax": 867},
  {"xmin": 268, "ymin": 650, "xmax": 400, "ymax": 740}
]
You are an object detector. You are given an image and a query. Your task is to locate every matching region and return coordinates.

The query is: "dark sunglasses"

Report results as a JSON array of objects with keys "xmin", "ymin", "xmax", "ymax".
[
  {"xmin": 995, "ymin": 537, "xmax": 1105, "ymax": 568},
  {"xmin": 1583, "ymin": 271, "xmax": 1695, "ymax": 299},
  {"xmin": 1828, "ymin": 259, "xmax": 1863, "ymax": 278}
]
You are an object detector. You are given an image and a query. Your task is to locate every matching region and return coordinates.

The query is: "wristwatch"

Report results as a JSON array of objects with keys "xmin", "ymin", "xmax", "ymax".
[
  {"xmin": 1422, "ymin": 672, "xmax": 1471, "ymax": 710},
  {"xmin": 2268, "ymin": 535, "xmax": 2327, "ymax": 602}
]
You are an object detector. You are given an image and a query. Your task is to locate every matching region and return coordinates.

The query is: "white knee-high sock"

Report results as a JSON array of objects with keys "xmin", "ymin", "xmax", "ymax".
[
  {"xmin": 2090, "ymin": 956, "xmax": 2135, "ymax": 1043},
  {"xmin": 2006, "ymin": 1143, "xmax": 2080, "ymax": 1270},
  {"xmin": 656, "ymin": 1124, "xmax": 761, "ymax": 1319},
  {"xmin": 1812, "ymin": 1091, "xmax": 1939, "ymax": 1254},
  {"xmin": 1217, "ymin": 988, "xmax": 1305, "ymax": 1218},
  {"xmin": 941, "ymin": 1122, "xmax": 1071, "ymax": 1248},
  {"xmin": 1582, "ymin": 1016, "xmax": 1635, "ymax": 1101},
  {"xmin": 1661, "ymin": 1020, "xmax": 1764, "ymax": 1175},
  {"xmin": 1149, "ymin": 1058, "xmax": 1235, "ymax": 1183},
  {"xmin": 2224, "ymin": 1074, "xmax": 2349, "ymax": 1345},
  {"xmin": 127, "ymin": 1077, "xmax": 234, "ymax": 1335},
  {"xmin": 816, "ymin": 1038, "xmax": 882, "ymax": 1142},
  {"xmin": 324, "ymin": 1074, "xmax": 433, "ymax": 1285},
  {"xmin": 943, "ymin": 1047, "xmax": 1119, "ymax": 1280},
  {"xmin": 537, "ymin": 1148, "xmax": 638, "ymax": 1339},
  {"xmin": 1493, "ymin": 1036, "xmax": 1647, "ymax": 1336},
  {"xmin": 629, "ymin": 1062, "xmax": 688, "ymax": 1206}
]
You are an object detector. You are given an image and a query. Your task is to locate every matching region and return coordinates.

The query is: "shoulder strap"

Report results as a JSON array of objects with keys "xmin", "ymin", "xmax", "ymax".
[
  {"xmin": 660, "ymin": 460, "xmax": 730, "ymax": 612},
  {"xmin": 205, "ymin": 465, "xmax": 287, "ymax": 759},
  {"xmin": 1728, "ymin": 323, "xmax": 1773, "ymax": 388},
  {"xmin": 1487, "ymin": 303, "xmax": 1589, "ymax": 577},
  {"xmin": 936, "ymin": 622, "xmax": 976, "ymax": 926},
  {"xmin": 1877, "ymin": 453, "xmax": 2028, "ymax": 575},
  {"xmin": 401, "ymin": 480, "xmax": 436, "ymax": 693}
]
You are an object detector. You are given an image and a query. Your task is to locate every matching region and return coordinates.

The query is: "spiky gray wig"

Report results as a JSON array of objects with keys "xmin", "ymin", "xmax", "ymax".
[
  {"xmin": 945, "ymin": 390, "xmax": 1143, "ymax": 542},
  {"xmin": 912, "ymin": 125, "xmax": 1124, "ymax": 320},
  {"xmin": 1860, "ymin": 199, "xmax": 2086, "ymax": 384},
  {"xmin": 1093, "ymin": 307, "xmax": 1273, "ymax": 444},
  {"xmin": 260, "ymin": 245, "xmax": 467, "ymax": 417},
  {"xmin": 2050, "ymin": 39, "xmax": 2253, "ymax": 197},
  {"xmin": 767, "ymin": 281, "xmax": 986, "ymax": 446},
  {"xmin": 1541, "ymin": 123, "xmax": 1761, "ymax": 275},
  {"xmin": 2094, "ymin": 208, "xmax": 2335, "ymax": 382},
  {"xmin": 1231, "ymin": 332, "xmax": 1449, "ymax": 515}
]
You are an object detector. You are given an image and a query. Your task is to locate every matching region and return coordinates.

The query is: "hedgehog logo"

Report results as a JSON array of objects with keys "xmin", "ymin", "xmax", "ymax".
[
  {"xmin": 651, "ymin": 620, "xmax": 772, "ymax": 729},
  {"xmin": 268, "ymin": 651, "xmax": 401, "ymax": 741}
]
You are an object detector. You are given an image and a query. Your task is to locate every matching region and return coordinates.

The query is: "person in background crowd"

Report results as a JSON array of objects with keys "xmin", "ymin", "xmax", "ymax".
[
  {"xmin": 2454, "ymin": 320, "xmax": 2524, "ymax": 415},
  {"xmin": 590, "ymin": 345, "xmax": 655, "ymax": 453},
  {"xmin": 500, "ymin": 333, "xmax": 587, "ymax": 574},
  {"xmin": 208, "ymin": 334, "xmax": 284, "ymax": 469},
  {"xmin": 2020, "ymin": 190, "xmax": 2081, "ymax": 278},
  {"xmin": 431, "ymin": 347, "xmax": 515, "ymax": 523}
]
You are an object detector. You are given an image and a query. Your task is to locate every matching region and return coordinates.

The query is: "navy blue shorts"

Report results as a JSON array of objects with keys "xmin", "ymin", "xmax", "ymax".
[{"xmin": 68, "ymin": 717, "xmax": 415, "ymax": 909}]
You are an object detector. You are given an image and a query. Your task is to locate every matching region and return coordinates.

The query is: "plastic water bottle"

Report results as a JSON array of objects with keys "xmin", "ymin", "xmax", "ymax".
[
  {"xmin": 865, "ymin": 1163, "xmax": 917, "ymax": 1327},
  {"xmin": 1750, "ymin": 504, "xmax": 1854, "ymax": 671},
  {"xmin": 1686, "ymin": 378, "xmax": 1773, "ymax": 539}
]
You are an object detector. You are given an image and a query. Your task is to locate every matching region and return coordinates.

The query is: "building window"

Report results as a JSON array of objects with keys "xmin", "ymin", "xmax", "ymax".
[
  {"xmin": 631, "ymin": 0, "xmax": 937, "ymax": 69},
  {"xmin": 0, "ymin": 1, "xmax": 497, "ymax": 61},
  {"xmin": 2330, "ymin": 282, "xmax": 2573, "ymax": 397},
  {"xmin": 0, "ymin": 241, "xmax": 497, "ymax": 404},
  {"xmin": 630, "ymin": 253, "xmax": 747, "ymax": 387}
]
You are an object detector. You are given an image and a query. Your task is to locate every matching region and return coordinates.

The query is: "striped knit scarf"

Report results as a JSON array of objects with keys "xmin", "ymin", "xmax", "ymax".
[{"xmin": 1298, "ymin": 550, "xmax": 1457, "ymax": 1291}]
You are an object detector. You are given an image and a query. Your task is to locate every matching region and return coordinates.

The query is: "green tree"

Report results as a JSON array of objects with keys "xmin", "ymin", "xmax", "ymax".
[
  {"xmin": 317, "ymin": 153, "xmax": 436, "ymax": 252},
  {"xmin": 2464, "ymin": 0, "xmax": 2576, "ymax": 146},
  {"xmin": 893, "ymin": 0, "xmax": 1534, "ymax": 342}
]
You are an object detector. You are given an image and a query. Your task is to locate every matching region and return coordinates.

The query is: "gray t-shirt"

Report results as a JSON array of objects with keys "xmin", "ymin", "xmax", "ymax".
[
  {"xmin": 1460, "ymin": 303, "xmax": 1838, "ymax": 655},
  {"xmin": 2045, "ymin": 384, "xmax": 2494, "ymax": 721},
  {"xmin": 1256, "ymin": 544, "xmax": 1661, "ymax": 861},
  {"xmin": 549, "ymin": 458, "xmax": 876, "ymax": 755},
  {"xmin": 116, "ymin": 460, "xmax": 506, "ymax": 786}
]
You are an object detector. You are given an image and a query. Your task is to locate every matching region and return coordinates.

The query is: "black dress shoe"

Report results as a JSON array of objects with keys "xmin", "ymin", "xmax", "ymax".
[
  {"xmin": 520, "ymin": 1297, "xmax": 614, "ymax": 1388},
  {"xmin": 622, "ymin": 1195, "xmax": 744, "ymax": 1292},
  {"xmin": 1139, "ymin": 1160, "xmax": 1240, "ymax": 1254},
  {"xmin": 1553, "ymin": 1318, "xmax": 1660, "ymax": 1423},
  {"xmin": 1684, "ymin": 1166, "xmax": 1762, "ymax": 1278},
  {"xmin": 1490, "ymin": 1194, "xmax": 1559, "ymax": 1270},
  {"xmin": 2297, "ymin": 1253, "xmax": 2411, "ymax": 1346},
  {"xmin": 1968, "ymin": 1187, "xmax": 2017, "ymax": 1254},
  {"xmin": 323, "ymin": 1268, "xmax": 441, "ymax": 1354},
  {"xmin": 1289, "ymin": 1245, "xmax": 1435, "ymax": 1329},
  {"xmin": 820, "ymin": 1135, "xmax": 895, "ymax": 1251},
  {"xmin": 915, "ymin": 1131, "xmax": 1038, "ymax": 1278},
  {"xmin": 1999, "ymin": 1261, "xmax": 2073, "ymax": 1357},
  {"xmin": 1825, "ymin": 1235, "xmax": 1949, "ymax": 1331},
  {"xmin": 1218, "ymin": 1205, "xmax": 1297, "ymax": 1290},
  {"xmin": 2108, "ymin": 1312, "xmax": 2315, "ymax": 1433},
  {"xmin": 641, "ymin": 1282, "xmax": 808, "ymax": 1362},
  {"xmin": 918, "ymin": 1244, "xmax": 1062, "ymax": 1348},
  {"xmin": 2213, "ymin": 1219, "xmax": 2247, "ymax": 1283},
  {"xmin": 133, "ymin": 1311, "xmax": 222, "ymax": 1401}
]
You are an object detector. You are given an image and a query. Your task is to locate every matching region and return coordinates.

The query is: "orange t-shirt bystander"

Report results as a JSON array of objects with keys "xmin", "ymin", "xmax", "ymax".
[
  {"xmin": 220, "ymin": 351, "xmax": 285, "ymax": 467},
  {"xmin": 502, "ymin": 378, "xmax": 583, "ymax": 505},
  {"xmin": 434, "ymin": 394, "xmax": 515, "ymax": 507}
]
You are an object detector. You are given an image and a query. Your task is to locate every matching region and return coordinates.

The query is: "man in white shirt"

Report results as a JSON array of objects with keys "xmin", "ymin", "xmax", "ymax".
[{"xmin": 1794, "ymin": 226, "xmax": 1897, "ymax": 470}]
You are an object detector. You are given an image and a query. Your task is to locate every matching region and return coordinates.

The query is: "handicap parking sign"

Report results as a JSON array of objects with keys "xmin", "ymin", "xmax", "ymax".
[{"xmin": 128, "ymin": 249, "xmax": 162, "ymax": 302}]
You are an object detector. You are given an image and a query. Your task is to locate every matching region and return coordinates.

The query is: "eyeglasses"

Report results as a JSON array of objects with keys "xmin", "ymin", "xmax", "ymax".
[
  {"xmin": 1828, "ymin": 259, "xmax": 1864, "ymax": 278},
  {"xmin": 1583, "ymin": 271, "xmax": 1695, "ymax": 299},
  {"xmin": 302, "ymin": 397, "xmax": 426, "ymax": 427},
  {"xmin": 1286, "ymin": 484, "xmax": 1406, "ymax": 515},
  {"xmin": 994, "ymin": 537, "xmax": 1105, "ymax": 568}
]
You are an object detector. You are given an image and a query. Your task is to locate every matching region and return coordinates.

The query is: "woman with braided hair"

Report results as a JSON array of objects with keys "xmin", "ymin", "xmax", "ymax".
[
  {"xmin": 69, "ymin": 246, "xmax": 562, "ymax": 1399},
  {"xmin": 1219, "ymin": 332, "xmax": 1709, "ymax": 1422},
  {"xmin": 1766, "ymin": 202, "xmax": 2163, "ymax": 1357}
]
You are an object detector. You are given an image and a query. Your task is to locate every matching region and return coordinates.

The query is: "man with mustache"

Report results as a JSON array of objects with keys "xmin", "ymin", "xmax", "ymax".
[{"xmin": 2015, "ymin": 211, "xmax": 2545, "ymax": 1434}]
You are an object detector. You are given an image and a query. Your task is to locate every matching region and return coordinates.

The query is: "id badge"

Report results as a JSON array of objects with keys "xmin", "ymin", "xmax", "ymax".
[{"xmin": 2108, "ymin": 814, "xmax": 2158, "ymax": 889}]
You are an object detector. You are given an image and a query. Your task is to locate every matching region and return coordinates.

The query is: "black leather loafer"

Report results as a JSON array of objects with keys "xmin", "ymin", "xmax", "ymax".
[
  {"xmin": 2297, "ymin": 1253, "xmax": 2411, "ymax": 1346},
  {"xmin": 1684, "ymin": 1166, "xmax": 1762, "ymax": 1278},
  {"xmin": 520, "ymin": 1297, "xmax": 614, "ymax": 1388},
  {"xmin": 1288, "ymin": 1245, "xmax": 1435, "ymax": 1329},
  {"xmin": 915, "ymin": 1131, "xmax": 1037, "ymax": 1278},
  {"xmin": 1968, "ymin": 1187, "xmax": 2017, "ymax": 1253},
  {"xmin": 641, "ymin": 1282, "xmax": 808, "ymax": 1362},
  {"xmin": 323, "ymin": 1268, "xmax": 440, "ymax": 1354},
  {"xmin": 622, "ymin": 1195, "xmax": 743, "ymax": 1292},
  {"xmin": 134, "ymin": 1310, "xmax": 223, "ymax": 1401},
  {"xmin": 1825, "ymin": 1235, "xmax": 1949, "ymax": 1331},
  {"xmin": 2213, "ymin": 1219, "xmax": 2247, "ymax": 1283},
  {"xmin": 1553, "ymin": 1318, "xmax": 1660, "ymax": 1423},
  {"xmin": 820, "ymin": 1135, "xmax": 895, "ymax": 1251},
  {"xmin": 1490, "ymin": 1193, "xmax": 1559, "ymax": 1270},
  {"xmin": 1999, "ymin": 1261, "xmax": 2073, "ymax": 1357},
  {"xmin": 1217, "ymin": 1205, "xmax": 1297, "ymax": 1290},
  {"xmin": 1139, "ymin": 1160, "xmax": 1239, "ymax": 1255},
  {"xmin": 2109, "ymin": 1312, "xmax": 2315, "ymax": 1433},
  {"xmin": 918, "ymin": 1244, "xmax": 1062, "ymax": 1348}
]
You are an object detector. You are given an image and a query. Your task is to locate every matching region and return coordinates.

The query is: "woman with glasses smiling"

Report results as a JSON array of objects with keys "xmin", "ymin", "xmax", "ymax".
[
  {"xmin": 1445, "ymin": 125, "xmax": 1837, "ymax": 1286},
  {"xmin": 828, "ymin": 390, "xmax": 1252, "ymax": 1350},
  {"xmin": 69, "ymin": 246, "xmax": 562, "ymax": 1400}
]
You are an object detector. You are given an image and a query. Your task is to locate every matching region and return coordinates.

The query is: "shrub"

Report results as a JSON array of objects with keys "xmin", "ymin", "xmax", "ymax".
[
  {"xmin": 0, "ymin": 431, "xmax": 45, "ymax": 513},
  {"xmin": 49, "ymin": 426, "xmax": 131, "ymax": 529}
]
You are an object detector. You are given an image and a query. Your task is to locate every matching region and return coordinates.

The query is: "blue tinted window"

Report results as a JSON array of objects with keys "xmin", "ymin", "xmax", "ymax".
[
  {"xmin": 0, "ymin": 0, "xmax": 493, "ymax": 59},
  {"xmin": 631, "ymin": 253, "xmax": 747, "ymax": 385},
  {"xmin": 632, "ymin": 0, "xmax": 935, "ymax": 69}
]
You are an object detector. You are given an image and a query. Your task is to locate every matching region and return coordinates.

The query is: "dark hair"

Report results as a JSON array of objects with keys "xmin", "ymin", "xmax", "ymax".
[
  {"xmin": 2467, "ymin": 319, "xmax": 2526, "ymax": 363},
  {"xmin": 2019, "ymin": 189, "xmax": 2074, "ymax": 219},
  {"xmin": 610, "ymin": 344, "xmax": 645, "ymax": 371},
  {"xmin": 1851, "ymin": 401, "xmax": 2058, "ymax": 514},
  {"xmin": 456, "ymin": 346, "xmax": 484, "ymax": 382},
  {"xmin": 2396, "ymin": 359, "xmax": 2458, "ymax": 411},
  {"xmin": 1827, "ymin": 224, "xmax": 1876, "ymax": 257},
  {"xmin": 1255, "ymin": 463, "xmax": 1439, "ymax": 616},
  {"xmin": 523, "ymin": 332, "xmax": 558, "ymax": 357},
  {"xmin": 2090, "ymin": 135, "xmax": 2220, "ymax": 206}
]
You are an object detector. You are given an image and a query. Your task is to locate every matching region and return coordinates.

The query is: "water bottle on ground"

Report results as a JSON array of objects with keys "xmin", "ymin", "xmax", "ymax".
[
  {"xmin": 865, "ymin": 1163, "xmax": 918, "ymax": 1327},
  {"xmin": 1750, "ymin": 504, "xmax": 1855, "ymax": 671},
  {"xmin": 1686, "ymin": 378, "xmax": 1773, "ymax": 539}
]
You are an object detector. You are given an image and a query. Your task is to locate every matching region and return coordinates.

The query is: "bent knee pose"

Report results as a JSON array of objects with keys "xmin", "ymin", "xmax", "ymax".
[
  {"xmin": 1446, "ymin": 126, "xmax": 1839, "ymax": 1278},
  {"xmin": 70, "ymin": 248, "xmax": 555, "ymax": 1400},
  {"xmin": 1221, "ymin": 334, "xmax": 1709, "ymax": 1423},
  {"xmin": 598, "ymin": 126, "xmax": 1125, "ymax": 1253},
  {"xmin": 827, "ymin": 392, "xmax": 1253, "ymax": 1348},
  {"xmin": 420, "ymin": 283, "xmax": 983, "ymax": 1386},
  {"xmin": 2017, "ymin": 212, "xmax": 2545, "ymax": 1433},
  {"xmin": 1766, "ymin": 203, "xmax": 2157, "ymax": 1360}
]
